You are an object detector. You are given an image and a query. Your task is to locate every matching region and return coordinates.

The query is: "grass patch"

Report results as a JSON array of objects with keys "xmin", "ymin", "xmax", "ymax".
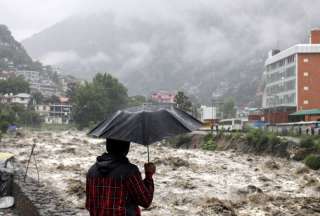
[
  {"xmin": 245, "ymin": 128, "xmax": 281, "ymax": 150},
  {"xmin": 300, "ymin": 137, "xmax": 315, "ymax": 148},
  {"xmin": 304, "ymin": 155, "xmax": 320, "ymax": 170}
]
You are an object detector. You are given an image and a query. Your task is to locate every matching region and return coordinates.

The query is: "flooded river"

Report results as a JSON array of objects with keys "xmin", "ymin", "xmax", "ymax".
[{"xmin": 2, "ymin": 130, "xmax": 320, "ymax": 215}]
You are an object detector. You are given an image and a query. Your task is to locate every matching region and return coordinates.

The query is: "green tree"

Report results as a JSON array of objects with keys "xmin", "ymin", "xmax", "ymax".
[
  {"xmin": 220, "ymin": 97, "xmax": 236, "ymax": 119},
  {"xmin": 73, "ymin": 73, "xmax": 128, "ymax": 129},
  {"xmin": 0, "ymin": 103, "xmax": 41, "ymax": 131},
  {"xmin": 0, "ymin": 105, "xmax": 15, "ymax": 132},
  {"xmin": 45, "ymin": 95, "xmax": 60, "ymax": 104},
  {"xmin": 66, "ymin": 81, "xmax": 80, "ymax": 102},
  {"xmin": 18, "ymin": 109, "xmax": 42, "ymax": 127},
  {"xmin": 0, "ymin": 76, "xmax": 30, "ymax": 94},
  {"xmin": 127, "ymin": 95, "xmax": 146, "ymax": 107},
  {"xmin": 174, "ymin": 91, "xmax": 192, "ymax": 112},
  {"xmin": 31, "ymin": 92, "xmax": 44, "ymax": 104}
]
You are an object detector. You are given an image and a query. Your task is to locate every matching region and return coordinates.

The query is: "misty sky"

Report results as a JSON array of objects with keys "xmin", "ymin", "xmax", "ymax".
[
  {"xmin": 2, "ymin": 0, "xmax": 320, "ymax": 102},
  {"xmin": 1, "ymin": 0, "xmax": 196, "ymax": 40},
  {"xmin": 2, "ymin": 0, "xmax": 320, "ymax": 42}
]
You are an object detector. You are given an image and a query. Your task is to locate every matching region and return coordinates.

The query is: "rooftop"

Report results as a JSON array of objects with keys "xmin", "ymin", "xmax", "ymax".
[{"xmin": 265, "ymin": 44, "xmax": 320, "ymax": 65}]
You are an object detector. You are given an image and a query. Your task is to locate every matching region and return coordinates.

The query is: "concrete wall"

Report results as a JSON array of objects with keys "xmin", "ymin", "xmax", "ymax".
[{"xmin": 12, "ymin": 182, "xmax": 40, "ymax": 216}]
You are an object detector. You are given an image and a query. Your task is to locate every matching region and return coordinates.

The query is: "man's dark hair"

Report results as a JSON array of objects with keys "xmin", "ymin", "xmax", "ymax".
[{"xmin": 106, "ymin": 139, "xmax": 130, "ymax": 157}]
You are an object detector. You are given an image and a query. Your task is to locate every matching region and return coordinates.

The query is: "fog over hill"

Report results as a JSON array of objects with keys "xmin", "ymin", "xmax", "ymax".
[{"xmin": 22, "ymin": 0, "xmax": 320, "ymax": 105}]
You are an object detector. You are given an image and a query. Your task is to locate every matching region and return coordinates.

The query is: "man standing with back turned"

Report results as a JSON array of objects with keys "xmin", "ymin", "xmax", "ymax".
[{"xmin": 86, "ymin": 139, "xmax": 156, "ymax": 216}]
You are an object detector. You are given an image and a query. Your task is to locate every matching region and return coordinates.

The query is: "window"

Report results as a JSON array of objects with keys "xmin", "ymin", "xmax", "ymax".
[
  {"xmin": 287, "ymin": 55, "xmax": 295, "ymax": 64},
  {"xmin": 285, "ymin": 66, "xmax": 295, "ymax": 77},
  {"xmin": 304, "ymin": 86, "xmax": 309, "ymax": 91},
  {"xmin": 304, "ymin": 58, "xmax": 309, "ymax": 63},
  {"xmin": 221, "ymin": 121, "xmax": 232, "ymax": 125},
  {"xmin": 234, "ymin": 120, "xmax": 241, "ymax": 124},
  {"xmin": 279, "ymin": 59, "xmax": 286, "ymax": 67},
  {"xmin": 304, "ymin": 100, "xmax": 309, "ymax": 104},
  {"xmin": 304, "ymin": 72, "xmax": 309, "ymax": 77}
]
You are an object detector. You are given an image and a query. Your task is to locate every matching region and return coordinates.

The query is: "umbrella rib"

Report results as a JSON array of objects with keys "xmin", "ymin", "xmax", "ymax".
[
  {"xmin": 88, "ymin": 111, "xmax": 121, "ymax": 137},
  {"xmin": 172, "ymin": 108, "xmax": 202, "ymax": 130},
  {"xmin": 165, "ymin": 110, "xmax": 195, "ymax": 132}
]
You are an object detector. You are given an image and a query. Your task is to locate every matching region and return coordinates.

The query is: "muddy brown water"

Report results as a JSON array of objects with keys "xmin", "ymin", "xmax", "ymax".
[{"xmin": 1, "ymin": 130, "xmax": 320, "ymax": 216}]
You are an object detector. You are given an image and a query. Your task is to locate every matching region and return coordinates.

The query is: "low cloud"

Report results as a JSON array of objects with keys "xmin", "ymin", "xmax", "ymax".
[
  {"xmin": 41, "ymin": 51, "xmax": 80, "ymax": 65},
  {"xmin": 41, "ymin": 51, "xmax": 111, "ymax": 65}
]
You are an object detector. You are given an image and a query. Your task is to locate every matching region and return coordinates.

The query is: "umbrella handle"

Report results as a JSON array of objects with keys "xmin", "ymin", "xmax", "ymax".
[{"xmin": 147, "ymin": 145, "xmax": 150, "ymax": 163}]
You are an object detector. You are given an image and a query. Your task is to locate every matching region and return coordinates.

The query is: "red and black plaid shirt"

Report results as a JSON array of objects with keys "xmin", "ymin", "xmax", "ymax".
[{"xmin": 86, "ymin": 171, "xmax": 154, "ymax": 216}]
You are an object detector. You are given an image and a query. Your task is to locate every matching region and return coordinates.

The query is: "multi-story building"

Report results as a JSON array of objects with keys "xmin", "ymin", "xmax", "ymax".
[
  {"xmin": 46, "ymin": 103, "xmax": 72, "ymax": 124},
  {"xmin": 34, "ymin": 97, "xmax": 72, "ymax": 124},
  {"xmin": 0, "ymin": 93, "xmax": 31, "ymax": 107},
  {"xmin": 16, "ymin": 70, "xmax": 58, "ymax": 97},
  {"xmin": 31, "ymin": 79, "xmax": 58, "ymax": 97},
  {"xmin": 199, "ymin": 105, "xmax": 218, "ymax": 128},
  {"xmin": 0, "ymin": 70, "xmax": 16, "ymax": 80},
  {"xmin": 150, "ymin": 91, "xmax": 176, "ymax": 104},
  {"xmin": 16, "ymin": 70, "xmax": 40, "ymax": 83},
  {"xmin": 262, "ymin": 29, "xmax": 320, "ymax": 123},
  {"xmin": 34, "ymin": 104, "xmax": 50, "ymax": 117}
]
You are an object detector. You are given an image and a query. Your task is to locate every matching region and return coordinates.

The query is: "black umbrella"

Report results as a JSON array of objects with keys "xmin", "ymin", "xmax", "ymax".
[{"xmin": 88, "ymin": 104, "xmax": 202, "ymax": 161}]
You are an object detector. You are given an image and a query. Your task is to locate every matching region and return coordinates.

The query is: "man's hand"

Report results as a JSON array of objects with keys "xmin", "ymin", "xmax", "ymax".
[{"xmin": 144, "ymin": 163, "xmax": 156, "ymax": 177}]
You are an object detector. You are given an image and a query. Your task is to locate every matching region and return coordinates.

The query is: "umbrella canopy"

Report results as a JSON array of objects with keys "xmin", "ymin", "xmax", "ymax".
[{"xmin": 88, "ymin": 104, "xmax": 202, "ymax": 145}]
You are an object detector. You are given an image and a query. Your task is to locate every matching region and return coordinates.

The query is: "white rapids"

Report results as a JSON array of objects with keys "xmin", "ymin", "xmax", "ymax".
[{"xmin": 1, "ymin": 130, "xmax": 320, "ymax": 216}]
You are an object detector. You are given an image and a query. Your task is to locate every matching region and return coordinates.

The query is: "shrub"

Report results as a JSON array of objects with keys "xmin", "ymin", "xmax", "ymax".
[
  {"xmin": 0, "ymin": 120, "xmax": 9, "ymax": 133},
  {"xmin": 246, "ymin": 129, "xmax": 263, "ymax": 145},
  {"xmin": 201, "ymin": 133, "xmax": 217, "ymax": 151},
  {"xmin": 315, "ymin": 142, "xmax": 320, "ymax": 152},
  {"xmin": 304, "ymin": 155, "xmax": 320, "ymax": 170},
  {"xmin": 300, "ymin": 137, "xmax": 315, "ymax": 148},
  {"xmin": 202, "ymin": 138, "xmax": 217, "ymax": 151},
  {"xmin": 245, "ymin": 129, "xmax": 282, "ymax": 151},
  {"xmin": 232, "ymin": 132, "xmax": 242, "ymax": 141},
  {"xmin": 267, "ymin": 133, "xmax": 281, "ymax": 146},
  {"xmin": 203, "ymin": 133, "xmax": 214, "ymax": 143}
]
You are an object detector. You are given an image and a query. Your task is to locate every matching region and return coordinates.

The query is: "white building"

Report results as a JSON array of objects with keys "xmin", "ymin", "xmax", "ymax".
[
  {"xmin": 262, "ymin": 29, "xmax": 320, "ymax": 123},
  {"xmin": 30, "ymin": 79, "xmax": 58, "ymax": 97},
  {"xmin": 12, "ymin": 93, "xmax": 32, "ymax": 107},
  {"xmin": 16, "ymin": 70, "xmax": 40, "ymax": 83},
  {"xmin": 34, "ymin": 104, "xmax": 50, "ymax": 117},
  {"xmin": 46, "ymin": 104, "xmax": 72, "ymax": 124},
  {"xmin": 16, "ymin": 70, "xmax": 58, "ymax": 97},
  {"xmin": 200, "ymin": 105, "xmax": 217, "ymax": 122},
  {"xmin": 0, "ymin": 93, "xmax": 32, "ymax": 107}
]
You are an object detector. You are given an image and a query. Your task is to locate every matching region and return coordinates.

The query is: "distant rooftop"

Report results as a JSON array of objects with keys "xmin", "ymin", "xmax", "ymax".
[{"xmin": 15, "ymin": 93, "xmax": 31, "ymax": 98}]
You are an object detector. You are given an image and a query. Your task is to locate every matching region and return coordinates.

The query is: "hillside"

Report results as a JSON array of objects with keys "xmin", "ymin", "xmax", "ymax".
[
  {"xmin": 22, "ymin": 8, "xmax": 313, "ymax": 105},
  {"xmin": 0, "ymin": 25, "xmax": 78, "ymax": 96},
  {"xmin": 0, "ymin": 25, "xmax": 36, "ymax": 70}
]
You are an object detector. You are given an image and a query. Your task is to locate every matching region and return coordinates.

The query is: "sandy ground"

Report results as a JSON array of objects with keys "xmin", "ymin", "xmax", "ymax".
[{"xmin": 1, "ymin": 130, "xmax": 320, "ymax": 216}]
